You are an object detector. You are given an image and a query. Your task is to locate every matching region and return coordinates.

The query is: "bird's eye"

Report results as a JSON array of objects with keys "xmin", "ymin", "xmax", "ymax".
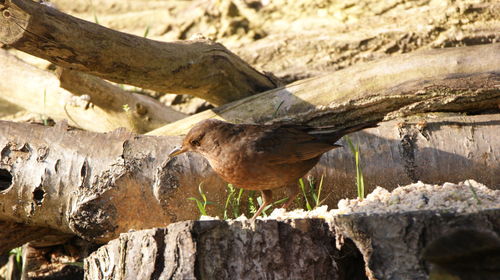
[{"xmin": 190, "ymin": 139, "xmax": 200, "ymax": 147}]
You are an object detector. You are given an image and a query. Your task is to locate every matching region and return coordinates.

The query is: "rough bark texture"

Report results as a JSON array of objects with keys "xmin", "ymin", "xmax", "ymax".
[
  {"xmin": 84, "ymin": 208, "xmax": 500, "ymax": 280},
  {"xmin": 84, "ymin": 219, "xmax": 345, "ymax": 280},
  {"xmin": 334, "ymin": 209, "xmax": 500, "ymax": 280},
  {"xmin": 0, "ymin": 113, "xmax": 498, "ymax": 250},
  {"xmin": 0, "ymin": 49, "xmax": 185, "ymax": 133},
  {"xmin": 149, "ymin": 43, "xmax": 500, "ymax": 136},
  {"xmin": 0, "ymin": 0, "xmax": 278, "ymax": 106}
]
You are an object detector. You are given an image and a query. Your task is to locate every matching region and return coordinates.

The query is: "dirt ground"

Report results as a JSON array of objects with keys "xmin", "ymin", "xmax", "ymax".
[{"xmin": 47, "ymin": 0, "xmax": 499, "ymax": 83}]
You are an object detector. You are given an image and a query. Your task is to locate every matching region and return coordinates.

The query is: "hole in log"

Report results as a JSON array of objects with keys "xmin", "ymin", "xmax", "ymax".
[
  {"xmin": 2, "ymin": 10, "xmax": 10, "ymax": 19},
  {"xmin": 54, "ymin": 159, "xmax": 61, "ymax": 173},
  {"xmin": 33, "ymin": 187, "xmax": 45, "ymax": 205},
  {"xmin": 338, "ymin": 238, "xmax": 368, "ymax": 280},
  {"xmin": 80, "ymin": 161, "xmax": 87, "ymax": 178},
  {"xmin": 0, "ymin": 169, "xmax": 12, "ymax": 191}
]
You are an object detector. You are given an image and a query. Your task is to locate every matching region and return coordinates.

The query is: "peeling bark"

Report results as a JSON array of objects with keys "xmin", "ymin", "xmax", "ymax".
[{"xmin": 0, "ymin": 0, "xmax": 278, "ymax": 106}]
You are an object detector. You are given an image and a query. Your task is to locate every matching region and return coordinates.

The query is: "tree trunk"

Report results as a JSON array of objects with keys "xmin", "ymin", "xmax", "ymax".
[
  {"xmin": 334, "ymin": 209, "xmax": 500, "ymax": 280},
  {"xmin": 0, "ymin": 0, "xmax": 278, "ymax": 106}
]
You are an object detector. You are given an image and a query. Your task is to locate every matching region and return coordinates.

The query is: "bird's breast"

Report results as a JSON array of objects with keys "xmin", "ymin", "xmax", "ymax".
[{"xmin": 207, "ymin": 151, "xmax": 320, "ymax": 191}]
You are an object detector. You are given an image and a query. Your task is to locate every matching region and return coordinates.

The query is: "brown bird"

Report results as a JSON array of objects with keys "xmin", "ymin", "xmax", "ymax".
[{"xmin": 169, "ymin": 119, "xmax": 377, "ymax": 221}]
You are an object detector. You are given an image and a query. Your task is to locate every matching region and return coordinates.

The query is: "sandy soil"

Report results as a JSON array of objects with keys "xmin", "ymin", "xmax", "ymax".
[{"xmin": 48, "ymin": 0, "xmax": 500, "ymax": 83}]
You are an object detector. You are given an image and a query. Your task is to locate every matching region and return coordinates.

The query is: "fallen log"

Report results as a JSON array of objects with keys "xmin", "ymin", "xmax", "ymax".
[
  {"xmin": 148, "ymin": 43, "xmax": 500, "ymax": 136},
  {"xmin": 0, "ymin": 113, "xmax": 498, "ymax": 250}
]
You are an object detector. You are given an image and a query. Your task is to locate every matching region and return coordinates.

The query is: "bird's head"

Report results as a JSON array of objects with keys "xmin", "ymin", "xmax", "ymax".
[{"xmin": 168, "ymin": 119, "xmax": 226, "ymax": 158}]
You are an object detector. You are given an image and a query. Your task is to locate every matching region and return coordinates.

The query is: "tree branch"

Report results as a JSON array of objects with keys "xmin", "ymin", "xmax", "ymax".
[
  {"xmin": 0, "ymin": 0, "xmax": 278, "ymax": 105},
  {"xmin": 0, "ymin": 50, "xmax": 185, "ymax": 133}
]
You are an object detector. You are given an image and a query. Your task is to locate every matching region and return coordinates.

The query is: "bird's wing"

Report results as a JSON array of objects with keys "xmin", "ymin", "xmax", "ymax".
[{"xmin": 253, "ymin": 126, "xmax": 340, "ymax": 164}]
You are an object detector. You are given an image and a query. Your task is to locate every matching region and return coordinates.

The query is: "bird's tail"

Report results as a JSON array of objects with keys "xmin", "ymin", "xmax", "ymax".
[{"xmin": 309, "ymin": 121, "xmax": 379, "ymax": 144}]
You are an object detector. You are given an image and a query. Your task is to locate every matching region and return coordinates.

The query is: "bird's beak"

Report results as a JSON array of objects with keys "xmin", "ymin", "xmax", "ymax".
[{"xmin": 168, "ymin": 146, "xmax": 188, "ymax": 158}]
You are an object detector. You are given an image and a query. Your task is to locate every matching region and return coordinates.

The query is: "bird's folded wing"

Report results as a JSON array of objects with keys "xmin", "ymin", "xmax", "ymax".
[{"xmin": 255, "ymin": 127, "xmax": 340, "ymax": 164}]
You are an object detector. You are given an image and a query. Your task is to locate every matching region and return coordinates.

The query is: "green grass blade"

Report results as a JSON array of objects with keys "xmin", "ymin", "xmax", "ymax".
[
  {"xmin": 187, "ymin": 197, "xmax": 207, "ymax": 216},
  {"xmin": 248, "ymin": 191, "xmax": 256, "ymax": 216},
  {"xmin": 345, "ymin": 136, "xmax": 356, "ymax": 153},
  {"xmin": 316, "ymin": 174, "xmax": 324, "ymax": 207},
  {"xmin": 345, "ymin": 136, "xmax": 365, "ymax": 200},
  {"xmin": 308, "ymin": 177, "xmax": 318, "ymax": 203},
  {"xmin": 224, "ymin": 185, "xmax": 233, "ymax": 219},
  {"xmin": 233, "ymin": 188, "xmax": 244, "ymax": 218},
  {"xmin": 469, "ymin": 185, "xmax": 481, "ymax": 204},
  {"xmin": 299, "ymin": 178, "xmax": 312, "ymax": 210}
]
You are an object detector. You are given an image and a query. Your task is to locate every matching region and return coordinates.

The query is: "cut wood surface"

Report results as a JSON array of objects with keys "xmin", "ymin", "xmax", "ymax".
[
  {"xmin": 148, "ymin": 43, "xmax": 500, "ymax": 136},
  {"xmin": 0, "ymin": 50, "xmax": 185, "ymax": 132},
  {"xmin": 0, "ymin": 113, "xmax": 498, "ymax": 249},
  {"xmin": 0, "ymin": 0, "xmax": 278, "ymax": 106}
]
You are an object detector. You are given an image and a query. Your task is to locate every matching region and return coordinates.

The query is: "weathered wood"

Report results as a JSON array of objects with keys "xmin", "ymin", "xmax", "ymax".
[
  {"xmin": 84, "ymin": 219, "xmax": 347, "ymax": 280},
  {"xmin": 84, "ymin": 208, "xmax": 500, "ymax": 280},
  {"xmin": 148, "ymin": 43, "xmax": 500, "ymax": 136},
  {"xmin": 334, "ymin": 209, "xmax": 500, "ymax": 280},
  {"xmin": 0, "ymin": 120, "xmax": 212, "ymax": 243},
  {"xmin": 0, "ymin": 0, "xmax": 278, "ymax": 106},
  {"xmin": 0, "ymin": 113, "xmax": 498, "ymax": 248},
  {"xmin": 56, "ymin": 67, "xmax": 187, "ymax": 133},
  {"xmin": 0, "ymin": 50, "xmax": 185, "ymax": 133}
]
